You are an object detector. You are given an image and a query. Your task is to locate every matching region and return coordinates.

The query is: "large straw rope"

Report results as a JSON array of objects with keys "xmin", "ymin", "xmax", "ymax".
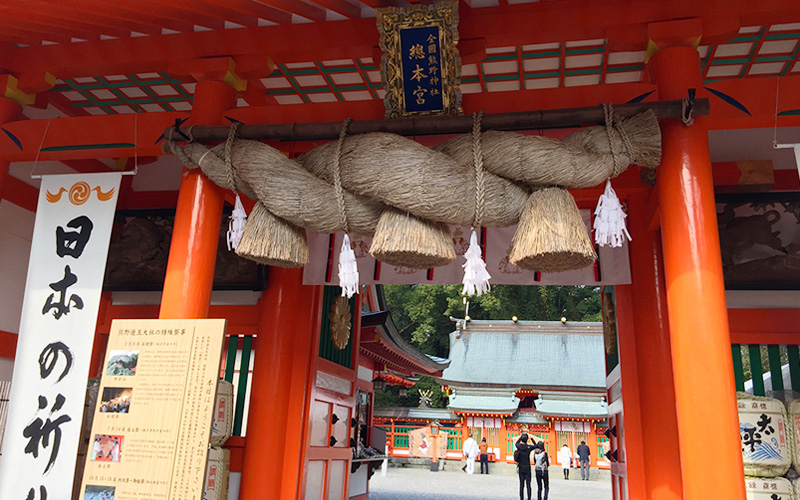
[{"xmin": 164, "ymin": 108, "xmax": 660, "ymax": 236}]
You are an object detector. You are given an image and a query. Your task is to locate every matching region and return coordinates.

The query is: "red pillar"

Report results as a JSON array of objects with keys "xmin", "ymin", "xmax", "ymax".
[
  {"xmin": 650, "ymin": 44, "xmax": 746, "ymax": 499},
  {"xmin": 625, "ymin": 190, "xmax": 684, "ymax": 499},
  {"xmin": 239, "ymin": 268, "xmax": 321, "ymax": 500},
  {"xmin": 159, "ymin": 80, "xmax": 235, "ymax": 319}
]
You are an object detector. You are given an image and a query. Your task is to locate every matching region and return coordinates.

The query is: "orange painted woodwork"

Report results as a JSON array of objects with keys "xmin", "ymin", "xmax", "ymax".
[
  {"xmin": 0, "ymin": 330, "xmax": 17, "ymax": 358},
  {"xmin": 650, "ymin": 44, "xmax": 746, "ymax": 500},
  {"xmin": 158, "ymin": 80, "xmax": 234, "ymax": 320},
  {"xmin": 0, "ymin": 97, "xmax": 22, "ymax": 124},
  {"xmin": 625, "ymin": 191, "xmax": 683, "ymax": 500},
  {"xmin": 611, "ymin": 286, "xmax": 647, "ymax": 500},
  {"xmin": 239, "ymin": 268, "xmax": 322, "ymax": 500},
  {"xmin": 5, "ymin": 75, "xmax": 800, "ymax": 162},
  {"xmin": 728, "ymin": 309, "xmax": 800, "ymax": 345}
]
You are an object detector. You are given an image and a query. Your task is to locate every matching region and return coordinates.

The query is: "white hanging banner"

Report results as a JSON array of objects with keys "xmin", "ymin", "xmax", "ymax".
[
  {"xmin": 303, "ymin": 210, "xmax": 631, "ymax": 286},
  {"xmin": 0, "ymin": 173, "xmax": 122, "ymax": 500}
]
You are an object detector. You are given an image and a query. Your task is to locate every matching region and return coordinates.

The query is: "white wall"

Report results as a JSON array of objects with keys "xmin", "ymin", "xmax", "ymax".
[
  {"xmin": 0, "ymin": 200, "xmax": 34, "ymax": 334},
  {"xmin": 0, "ymin": 357, "xmax": 12, "ymax": 381}
]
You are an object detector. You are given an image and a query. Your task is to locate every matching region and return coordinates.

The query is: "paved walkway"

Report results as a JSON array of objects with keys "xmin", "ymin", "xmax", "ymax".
[{"xmin": 369, "ymin": 467, "xmax": 611, "ymax": 500}]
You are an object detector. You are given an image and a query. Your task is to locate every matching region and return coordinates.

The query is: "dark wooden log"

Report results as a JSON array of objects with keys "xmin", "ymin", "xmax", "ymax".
[{"xmin": 165, "ymin": 98, "xmax": 709, "ymax": 142}]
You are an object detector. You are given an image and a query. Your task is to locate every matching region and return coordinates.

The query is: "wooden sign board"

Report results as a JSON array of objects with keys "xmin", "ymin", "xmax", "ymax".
[
  {"xmin": 79, "ymin": 319, "xmax": 226, "ymax": 500},
  {"xmin": 377, "ymin": 1, "xmax": 462, "ymax": 118}
]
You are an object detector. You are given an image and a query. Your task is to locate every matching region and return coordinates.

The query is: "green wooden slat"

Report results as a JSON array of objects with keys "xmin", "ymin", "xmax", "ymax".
[
  {"xmin": 732, "ymin": 344, "xmax": 745, "ymax": 391},
  {"xmin": 787, "ymin": 345, "xmax": 800, "ymax": 392},
  {"xmin": 749, "ymin": 344, "xmax": 765, "ymax": 396},
  {"xmin": 767, "ymin": 345, "xmax": 784, "ymax": 392},
  {"xmin": 233, "ymin": 335, "xmax": 253, "ymax": 436},
  {"xmin": 224, "ymin": 335, "xmax": 239, "ymax": 383}
]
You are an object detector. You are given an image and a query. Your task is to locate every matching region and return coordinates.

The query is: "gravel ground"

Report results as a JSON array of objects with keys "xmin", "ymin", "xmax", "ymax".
[{"xmin": 369, "ymin": 466, "xmax": 611, "ymax": 500}]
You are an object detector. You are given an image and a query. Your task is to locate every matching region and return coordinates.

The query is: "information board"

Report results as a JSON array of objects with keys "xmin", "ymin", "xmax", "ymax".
[{"xmin": 79, "ymin": 318, "xmax": 226, "ymax": 500}]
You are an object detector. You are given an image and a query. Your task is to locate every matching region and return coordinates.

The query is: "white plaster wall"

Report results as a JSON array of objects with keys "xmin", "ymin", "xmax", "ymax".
[
  {"xmin": 0, "ymin": 357, "xmax": 13, "ymax": 381},
  {"xmin": 0, "ymin": 200, "xmax": 34, "ymax": 334}
]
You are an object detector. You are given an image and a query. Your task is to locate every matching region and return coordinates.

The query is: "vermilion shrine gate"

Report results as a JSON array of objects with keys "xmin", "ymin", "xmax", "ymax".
[{"xmin": 1, "ymin": 2, "xmax": 800, "ymax": 500}]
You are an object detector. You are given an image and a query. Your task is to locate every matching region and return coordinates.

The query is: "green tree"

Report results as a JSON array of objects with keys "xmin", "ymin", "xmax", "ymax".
[
  {"xmin": 378, "ymin": 284, "xmax": 602, "ymax": 407},
  {"xmin": 374, "ymin": 376, "xmax": 447, "ymax": 408}
]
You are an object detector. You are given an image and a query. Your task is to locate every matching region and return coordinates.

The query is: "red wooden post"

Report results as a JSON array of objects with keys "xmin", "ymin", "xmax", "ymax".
[
  {"xmin": 158, "ymin": 80, "xmax": 235, "ymax": 319},
  {"xmin": 650, "ymin": 23, "xmax": 746, "ymax": 500}
]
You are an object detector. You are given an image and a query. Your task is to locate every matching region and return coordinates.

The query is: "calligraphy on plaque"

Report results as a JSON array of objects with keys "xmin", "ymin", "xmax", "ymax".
[{"xmin": 377, "ymin": 1, "xmax": 462, "ymax": 118}]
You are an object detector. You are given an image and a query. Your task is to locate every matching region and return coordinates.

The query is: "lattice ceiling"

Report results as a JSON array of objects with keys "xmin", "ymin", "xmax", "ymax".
[{"xmin": 44, "ymin": 23, "xmax": 800, "ymax": 117}]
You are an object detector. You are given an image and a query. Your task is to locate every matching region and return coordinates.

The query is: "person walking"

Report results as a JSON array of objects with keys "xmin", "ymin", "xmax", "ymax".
[
  {"xmin": 479, "ymin": 437, "xmax": 490, "ymax": 474},
  {"xmin": 533, "ymin": 443, "xmax": 550, "ymax": 500},
  {"xmin": 576, "ymin": 440, "xmax": 591, "ymax": 480},
  {"xmin": 557, "ymin": 443, "xmax": 572, "ymax": 480},
  {"xmin": 461, "ymin": 433, "xmax": 480, "ymax": 474},
  {"xmin": 515, "ymin": 434, "xmax": 536, "ymax": 500}
]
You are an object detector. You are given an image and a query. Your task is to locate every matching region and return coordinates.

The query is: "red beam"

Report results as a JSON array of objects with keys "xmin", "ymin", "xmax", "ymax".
[
  {"xmin": 0, "ymin": 329, "xmax": 17, "ymax": 359},
  {"xmin": 3, "ymin": 1, "xmax": 800, "ymax": 79},
  {"xmin": 1, "ymin": 175, "xmax": 38, "ymax": 212},
  {"xmin": 117, "ymin": 2, "xmax": 226, "ymax": 31},
  {"xmin": 2, "ymin": 77, "xmax": 800, "ymax": 164},
  {"xmin": 728, "ymin": 309, "xmax": 800, "ymax": 345},
  {"xmin": 61, "ymin": 159, "xmax": 115, "ymax": 174},
  {"xmin": 152, "ymin": 0, "xmax": 261, "ymax": 28},
  {"xmin": 120, "ymin": 190, "xmax": 180, "ymax": 210}
]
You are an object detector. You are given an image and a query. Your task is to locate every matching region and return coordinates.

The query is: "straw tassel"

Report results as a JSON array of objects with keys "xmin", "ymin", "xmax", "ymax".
[
  {"xmin": 338, "ymin": 234, "xmax": 359, "ymax": 298},
  {"xmin": 593, "ymin": 179, "xmax": 631, "ymax": 248},
  {"xmin": 226, "ymin": 193, "xmax": 248, "ymax": 251},
  {"xmin": 462, "ymin": 229, "xmax": 491, "ymax": 297}
]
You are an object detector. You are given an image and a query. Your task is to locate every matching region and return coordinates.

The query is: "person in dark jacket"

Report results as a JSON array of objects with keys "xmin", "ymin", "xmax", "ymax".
[
  {"xmin": 516, "ymin": 434, "xmax": 536, "ymax": 500},
  {"xmin": 533, "ymin": 443, "xmax": 550, "ymax": 500},
  {"xmin": 576, "ymin": 440, "xmax": 591, "ymax": 480}
]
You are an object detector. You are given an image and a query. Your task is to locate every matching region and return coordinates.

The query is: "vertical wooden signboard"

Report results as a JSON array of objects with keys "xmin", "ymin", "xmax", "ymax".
[
  {"xmin": 377, "ymin": 1, "xmax": 462, "ymax": 118},
  {"xmin": 79, "ymin": 318, "xmax": 226, "ymax": 500}
]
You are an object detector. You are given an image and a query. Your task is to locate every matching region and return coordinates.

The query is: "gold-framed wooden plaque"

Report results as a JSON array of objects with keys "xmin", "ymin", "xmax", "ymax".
[{"xmin": 377, "ymin": 1, "xmax": 462, "ymax": 118}]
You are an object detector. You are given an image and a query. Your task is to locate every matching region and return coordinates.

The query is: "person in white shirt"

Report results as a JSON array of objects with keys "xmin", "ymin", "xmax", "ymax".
[
  {"xmin": 461, "ymin": 433, "xmax": 480, "ymax": 474},
  {"xmin": 557, "ymin": 444, "xmax": 572, "ymax": 480}
]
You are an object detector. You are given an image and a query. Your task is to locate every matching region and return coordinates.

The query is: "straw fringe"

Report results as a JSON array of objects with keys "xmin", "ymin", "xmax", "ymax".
[
  {"xmin": 369, "ymin": 207, "xmax": 456, "ymax": 268},
  {"xmin": 235, "ymin": 202, "xmax": 309, "ymax": 268},
  {"xmin": 509, "ymin": 188, "xmax": 597, "ymax": 272}
]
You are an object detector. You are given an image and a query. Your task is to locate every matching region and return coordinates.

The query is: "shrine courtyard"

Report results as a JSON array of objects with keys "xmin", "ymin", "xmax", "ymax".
[{"xmin": 369, "ymin": 466, "xmax": 611, "ymax": 500}]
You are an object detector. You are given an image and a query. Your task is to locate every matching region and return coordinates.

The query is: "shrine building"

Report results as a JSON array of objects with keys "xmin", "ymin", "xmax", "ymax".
[{"xmin": 375, "ymin": 318, "xmax": 611, "ymax": 470}]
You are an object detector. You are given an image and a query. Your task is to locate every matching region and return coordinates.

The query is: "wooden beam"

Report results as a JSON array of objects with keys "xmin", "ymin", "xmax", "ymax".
[
  {"xmin": 119, "ymin": 2, "xmax": 226, "ymax": 31},
  {"xmin": 157, "ymin": 0, "xmax": 261, "ymax": 28},
  {"xmin": 61, "ymin": 159, "xmax": 115, "ymax": 174},
  {"xmin": 728, "ymin": 309, "xmax": 800, "ymax": 345},
  {"xmin": 0, "ymin": 19, "xmax": 83, "ymax": 45},
  {"xmin": 0, "ymin": 329, "xmax": 17, "ymax": 359},
  {"xmin": 0, "ymin": 175, "xmax": 38, "ymax": 212},
  {"xmin": 251, "ymin": 0, "xmax": 328, "ymax": 22},
  {"xmin": 203, "ymin": 0, "xmax": 294, "ymax": 25},
  {"xmin": 3, "ymin": 0, "xmax": 800, "ymax": 78},
  {"xmin": 76, "ymin": 2, "xmax": 199, "ymax": 34},
  {"xmin": 0, "ymin": 4, "xmax": 151, "ymax": 39},
  {"xmin": 4, "ymin": 75, "xmax": 800, "ymax": 162},
  {"xmin": 312, "ymin": 0, "xmax": 363, "ymax": 20},
  {"xmin": 21, "ymin": 0, "xmax": 167, "ymax": 36},
  {"xmin": 165, "ymin": 98, "xmax": 709, "ymax": 142}
]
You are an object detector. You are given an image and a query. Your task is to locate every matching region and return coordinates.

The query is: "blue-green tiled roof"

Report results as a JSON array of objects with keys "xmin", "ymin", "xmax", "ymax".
[{"xmin": 440, "ymin": 320, "xmax": 605, "ymax": 390}]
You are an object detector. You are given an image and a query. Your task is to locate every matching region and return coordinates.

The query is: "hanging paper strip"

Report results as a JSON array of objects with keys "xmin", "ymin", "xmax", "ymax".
[{"xmin": 0, "ymin": 173, "xmax": 121, "ymax": 500}]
